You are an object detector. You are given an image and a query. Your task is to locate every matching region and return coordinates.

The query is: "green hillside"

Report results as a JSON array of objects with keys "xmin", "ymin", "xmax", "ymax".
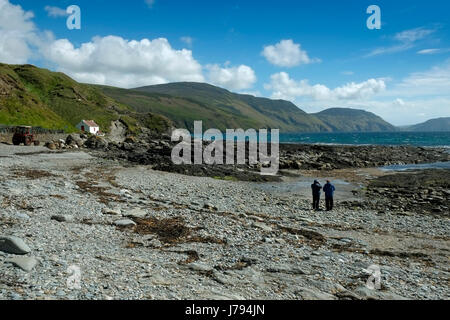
[
  {"xmin": 314, "ymin": 108, "xmax": 397, "ymax": 132},
  {"xmin": 0, "ymin": 63, "xmax": 168, "ymax": 133},
  {"xmin": 1, "ymin": 63, "xmax": 400, "ymax": 135},
  {"xmin": 100, "ymin": 82, "xmax": 331, "ymax": 132},
  {"xmin": 406, "ymin": 117, "xmax": 450, "ymax": 132}
]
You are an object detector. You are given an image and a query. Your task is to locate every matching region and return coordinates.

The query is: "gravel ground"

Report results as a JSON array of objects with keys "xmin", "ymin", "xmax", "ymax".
[{"xmin": 0, "ymin": 144, "xmax": 448, "ymax": 300}]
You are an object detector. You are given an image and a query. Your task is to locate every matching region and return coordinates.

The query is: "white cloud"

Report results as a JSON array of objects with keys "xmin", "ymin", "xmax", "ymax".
[
  {"xmin": 393, "ymin": 60, "xmax": 450, "ymax": 96},
  {"xmin": 43, "ymin": 36, "xmax": 205, "ymax": 88},
  {"xmin": 180, "ymin": 36, "xmax": 193, "ymax": 47},
  {"xmin": 265, "ymin": 72, "xmax": 385, "ymax": 101},
  {"xmin": 366, "ymin": 27, "xmax": 437, "ymax": 57},
  {"xmin": 301, "ymin": 98, "xmax": 450, "ymax": 126},
  {"xmin": 206, "ymin": 64, "xmax": 256, "ymax": 91},
  {"xmin": 0, "ymin": 0, "xmax": 38, "ymax": 64},
  {"xmin": 333, "ymin": 79, "xmax": 386, "ymax": 100},
  {"xmin": 366, "ymin": 43, "xmax": 414, "ymax": 57},
  {"xmin": 394, "ymin": 27, "xmax": 436, "ymax": 43},
  {"xmin": 394, "ymin": 98, "xmax": 405, "ymax": 106},
  {"xmin": 44, "ymin": 6, "xmax": 68, "ymax": 17},
  {"xmin": 275, "ymin": 61, "xmax": 450, "ymax": 126},
  {"xmin": 352, "ymin": 98, "xmax": 450, "ymax": 126},
  {"xmin": 417, "ymin": 48, "xmax": 450, "ymax": 55},
  {"xmin": 239, "ymin": 90, "xmax": 262, "ymax": 97},
  {"xmin": 262, "ymin": 39, "xmax": 319, "ymax": 67},
  {"xmin": 417, "ymin": 48, "xmax": 440, "ymax": 55},
  {"xmin": 0, "ymin": 0, "xmax": 257, "ymax": 91}
]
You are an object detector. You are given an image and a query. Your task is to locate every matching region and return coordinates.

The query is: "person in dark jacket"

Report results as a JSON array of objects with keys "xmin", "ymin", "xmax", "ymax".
[
  {"xmin": 323, "ymin": 180, "xmax": 336, "ymax": 211},
  {"xmin": 311, "ymin": 180, "xmax": 322, "ymax": 210}
]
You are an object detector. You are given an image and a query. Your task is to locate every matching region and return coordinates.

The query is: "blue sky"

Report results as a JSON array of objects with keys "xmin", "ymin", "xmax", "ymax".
[{"xmin": 1, "ymin": 0, "xmax": 450, "ymax": 125}]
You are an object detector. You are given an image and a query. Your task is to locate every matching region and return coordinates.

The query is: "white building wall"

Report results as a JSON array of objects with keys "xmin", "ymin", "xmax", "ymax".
[
  {"xmin": 89, "ymin": 126, "xmax": 99, "ymax": 134},
  {"xmin": 76, "ymin": 122, "xmax": 99, "ymax": 135}
]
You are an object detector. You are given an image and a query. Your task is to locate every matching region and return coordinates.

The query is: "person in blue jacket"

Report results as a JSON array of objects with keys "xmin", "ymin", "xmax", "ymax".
[
  {"xmin": 311, "ymin": 180, "xmax": 322, "ymax": 210},
  {"xmin": 323, "ymin": 180, "xmax": 336, "ymax": 211}
]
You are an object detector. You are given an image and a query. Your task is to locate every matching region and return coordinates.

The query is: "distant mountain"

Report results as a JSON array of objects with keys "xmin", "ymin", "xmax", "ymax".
[
  {"xmin": 0, "ymin": 63, "xmax": 169, "ymax": 133},
  {"xmin": 406, "ymin": 117, "xmax": 450, "ymax": 132},
  {"xmin": 314, "ymin": 108, "xmax": 397, "ymax": 132},
  {"xmin": 0, "ymin": 63, "xmax": 402, "ymax": 134},
  {"xmin": 99, "ymin": 82, "xmax": 331, "ymax": 133}
]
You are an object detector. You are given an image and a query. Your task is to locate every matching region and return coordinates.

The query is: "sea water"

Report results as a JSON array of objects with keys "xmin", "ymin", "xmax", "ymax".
[{"xmin": 279, "ymin": 131, "xmax": 450, "ymax": 147}]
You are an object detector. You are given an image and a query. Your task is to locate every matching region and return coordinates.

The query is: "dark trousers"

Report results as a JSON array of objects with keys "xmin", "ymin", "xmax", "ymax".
[
  {"xmin": 325, "ymin": 196, "xmax": 334, "ymax": 211},
  {"xmin": 312, "ymin": 195, "xmax": 320, "ymax": 210}
]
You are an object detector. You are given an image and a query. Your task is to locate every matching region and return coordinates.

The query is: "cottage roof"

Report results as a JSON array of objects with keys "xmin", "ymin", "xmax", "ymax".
[{"xmin": 82, "ymin": 120, "xmax": 99, "ymax": 127}]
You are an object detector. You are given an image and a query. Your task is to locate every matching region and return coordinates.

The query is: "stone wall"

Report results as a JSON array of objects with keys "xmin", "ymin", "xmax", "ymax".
[{"xmin": 0, "ymin": 133, "xmax": 68, "ymax": 144}]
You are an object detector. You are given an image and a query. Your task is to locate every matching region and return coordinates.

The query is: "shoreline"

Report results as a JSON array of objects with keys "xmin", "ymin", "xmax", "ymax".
[
  {"xmin": 0, "ymin": 142, "xmax": 449, "ymax": 300},
  {"xmin": 279, "ymin": 141, "xmax": 450, "ymax": 149}
]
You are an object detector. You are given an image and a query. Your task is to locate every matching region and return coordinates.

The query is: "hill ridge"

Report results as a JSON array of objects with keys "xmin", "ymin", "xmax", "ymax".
[
  {"xmin": 1, "ymin": 64, "xmax": 403, "ymax": 134},
  {"xmin": 406, "ymin": 117, "xmax": 450, "ymax": 132}
]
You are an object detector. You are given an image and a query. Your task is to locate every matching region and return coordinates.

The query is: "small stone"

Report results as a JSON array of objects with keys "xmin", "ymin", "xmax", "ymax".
[
  {"xmin": 148, "ymin": 239, "xmax": 162, "ymax": 248},
  {"xmin": 14, "ymin": 213, "xmax": 30, "ymax": 220},
  {"xmin": 150, "ymin": 274, "xmax": 173, "ymax": 286},
  {"xmin": 6, "ymin": 256, "xmax": 38, "ymax": 272},
  {"xmin": 240, "ymin": 256, "xmax": 259, "ymax": 266},
  {"xmin": 114, "ymin": 219, "xmax": 136, "ymax": 227},
  {"xmin": 266, "ymin": 264, "xmax": 306, "ymax": 275},
  {"xmin": 204, "ymin": 290, "xmax": 245, "ymax": 300},
  {"xmin": 188, "ymin": 262, "xmax": 213, "ymax": 273},
  {"xmin": 248, "ymin": 215, "xmax": 264, "ymax": 222},
  {"xmin": 102, "ymin": 208, "xmax": 121, "ymax": 216},
  {"xmin": 252, "ymin": 221, "xmax": 273, "ymax": 232},
  {"xmin": 55, "ymin": 290, "xmax": 66, "ymax": 297},
  {"xmin": 123, "ymin": 208, "xmax": 147, "ymax": 219},
  {"xmin": 0, "ymin": 236, "xmax": 31, "ymax": 255},
  {"xmin": 203, "ymin": 203, "xmax": 218, "ymax": 211},
  {"xmin": 51, "ymin": 215, "xmax": 74, "ymax": 223},
  {"xmin": 120, "ymin": 189, "xmax": 132, "ymax": 196}
]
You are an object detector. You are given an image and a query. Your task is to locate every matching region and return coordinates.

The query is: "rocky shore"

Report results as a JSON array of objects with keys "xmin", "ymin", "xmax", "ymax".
[
  {"xmin": 279, "ymin": 143, "xmax": 450, "ymax": 170},
  {"xmin": 363, "ymin": 169, "xmax": 450, "ymax": 216},
  {"xmin": 37, "ymin": 132, "xmax": 450, "ymax": 182},
  {"xmin": 0, "ymin": 142, "xmax": 449, "ymax": 300}
]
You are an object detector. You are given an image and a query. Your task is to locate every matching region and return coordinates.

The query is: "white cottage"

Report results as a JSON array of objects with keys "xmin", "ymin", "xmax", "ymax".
[{"xmin": 76, "ymin": 120, "xmax": 100, "ymax": 135}]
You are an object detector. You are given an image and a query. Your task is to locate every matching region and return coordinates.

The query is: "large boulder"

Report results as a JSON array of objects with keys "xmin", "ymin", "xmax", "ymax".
[
  {"xmin": 45, "ymin": 142, "xmax": 57, "ymax": 150},
  {"xmin": 0, "ymin": 236, "xmax": 31, "ymax": 255},
  {"xmin": 66, "ymin": 134, "xmax": 85, "ymax": 147},
  {"xmin": 84, "ymin": 135, "xmax": 108, "ymax": 149},
  {"xmin": 6, "ymin": 256, "xmax": 38, "ymax": 272}
]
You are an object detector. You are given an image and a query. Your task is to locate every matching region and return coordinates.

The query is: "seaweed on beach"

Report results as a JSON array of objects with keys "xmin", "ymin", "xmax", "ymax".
[
  {"xmin": 12, "ymin": 169, "xmax": 58, "ymax": 180},
  {"xmin": 133, "ymin": 217, "xmax": 226, "ymax": 245}
]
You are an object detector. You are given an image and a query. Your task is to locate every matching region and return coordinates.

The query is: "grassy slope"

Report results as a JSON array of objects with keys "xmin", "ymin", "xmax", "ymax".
[
  {"xmin": 0, "ymin": 64, "xmax": 169, "ymax": 133},
  {"xmin": 0, "ymin": 64, "xmax": 69, "ymax": 129},
  {"xmin": 100, "ymin": 82, "xmax": 331, "ymax": 132},
  {"xmin": 0, "ymin": 64, "xmax": 399, "ymax": 134},
  {"xmin": 314, "ymin": 108, "xmax": 397, "ymax": 132},
  {"xmin": 407, "ymin": 117, "xmax": 450, "ymax": 132}
]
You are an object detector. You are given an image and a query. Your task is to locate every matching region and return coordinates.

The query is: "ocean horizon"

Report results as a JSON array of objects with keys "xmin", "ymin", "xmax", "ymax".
[
  {"xmin": 279, "ymin": 131, "xmax": 450, "ymax": 147},
  {"xmin": 197, "ymin": 131, "xmax": 450, "ymax": 147}
]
